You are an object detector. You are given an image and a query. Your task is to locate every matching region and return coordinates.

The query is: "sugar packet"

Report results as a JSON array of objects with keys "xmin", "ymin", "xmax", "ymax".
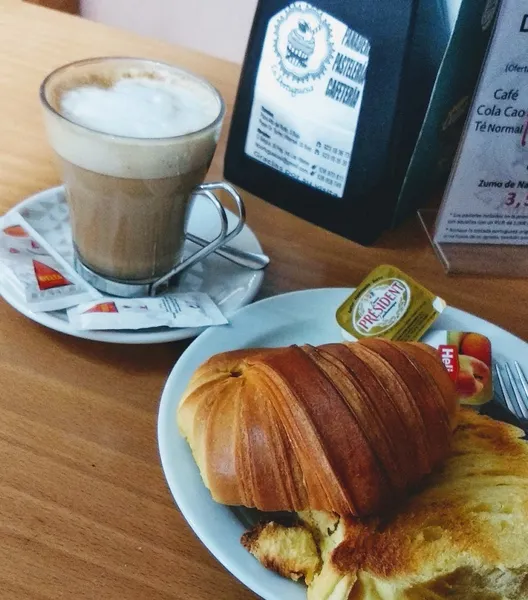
[
  {"xmin": 67, "ymin": 292, "xmax": 228, "ymax": 330},
  {"xmin": 0, "ymin": 212, "xmax": 102, "ymax": 312}
]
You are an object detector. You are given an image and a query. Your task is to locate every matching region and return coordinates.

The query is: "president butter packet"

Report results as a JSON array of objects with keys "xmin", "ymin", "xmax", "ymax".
[
  {"xmin": 423, "ymin": 330, "xmax": 493, "ymax": 407},
  {"xmin": 336, "ymin": 264, "xmax": 445, "ymax": 342}
]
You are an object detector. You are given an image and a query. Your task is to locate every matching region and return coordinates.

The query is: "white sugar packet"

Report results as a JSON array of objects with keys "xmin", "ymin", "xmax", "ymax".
[
  {"xmin": 67, "ymin": 292, "xmax": 228, "ymax": 330},
  {"xmin": 0, "ymin": 212, "xmax": 102, "ymax": 312}
]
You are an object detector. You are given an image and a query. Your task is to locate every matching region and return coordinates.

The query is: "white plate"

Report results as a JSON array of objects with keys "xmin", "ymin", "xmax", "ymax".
[
  {"xmin": 158, "ymin": 287, "xmax": 528, "ymax": 600},
  {"xmin": 1, "ymin": 186, "xmax": 265, "ymax": 344}
]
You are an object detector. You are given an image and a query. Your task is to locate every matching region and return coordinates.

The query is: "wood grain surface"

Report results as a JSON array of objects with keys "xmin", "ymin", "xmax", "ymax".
[{"xmin": 0, "ymin": 1, "xmax": 526, "ymax": 599}]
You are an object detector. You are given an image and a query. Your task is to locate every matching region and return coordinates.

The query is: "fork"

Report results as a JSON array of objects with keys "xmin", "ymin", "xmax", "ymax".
[{"xmin": 494, "ymin": 361, "xmax": 528, "ymax": 421}]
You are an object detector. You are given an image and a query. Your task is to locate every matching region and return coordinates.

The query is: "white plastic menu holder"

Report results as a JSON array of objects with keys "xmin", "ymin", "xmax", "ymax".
[{"xmin": 422, "ymin": 0, "xmax": 528, "ymax": 277}]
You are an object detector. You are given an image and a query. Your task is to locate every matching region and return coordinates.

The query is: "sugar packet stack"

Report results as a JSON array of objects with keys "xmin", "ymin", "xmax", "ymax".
[
  {"xmin": 0, "ymin": 212, "xmax": 228, "ymax": 331},
  {"xmin": 0, "ymin": 211, "xmax": 102, "ymax": 311}
]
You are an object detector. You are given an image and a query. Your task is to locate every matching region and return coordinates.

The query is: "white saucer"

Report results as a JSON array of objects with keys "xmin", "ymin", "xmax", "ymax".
[{"xmin": 1, "ymin": 186, "xmax": 265, "ymax": 344}]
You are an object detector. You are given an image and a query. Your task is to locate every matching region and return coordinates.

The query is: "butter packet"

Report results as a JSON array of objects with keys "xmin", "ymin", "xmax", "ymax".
[
  {"xmin": 0, "ymin": 212, "xmax": 102, "ymax": 312},
  {"xmin": 423, "ymin": 330, "xmax": 493, "ymax": 407},
  {"xmin": 67, "ymin": 292, "xmax": 228, "ymax": 331},
  {"xmin": 336, "ymin": 264, "xmax": 446, "ymax": 341}
]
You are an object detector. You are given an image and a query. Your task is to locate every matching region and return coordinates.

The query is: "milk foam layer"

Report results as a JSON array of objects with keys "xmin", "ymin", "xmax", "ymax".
[
  {"xmin": 60, "ymin": 77, "xmax": 218, "ymax": 138},
  {"xmin": 42, "ymin": 61, "xmax": 223, "ymax": 179}
]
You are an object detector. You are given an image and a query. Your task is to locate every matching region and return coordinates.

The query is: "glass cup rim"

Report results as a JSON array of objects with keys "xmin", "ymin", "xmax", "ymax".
[{"xmin": 39, "ymin": 56, "xmax": 226, "ymax": 143}]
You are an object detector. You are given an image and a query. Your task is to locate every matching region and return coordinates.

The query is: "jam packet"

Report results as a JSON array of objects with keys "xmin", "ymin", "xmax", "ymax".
[
  {"xmin": 67, "ymin": 292, "xmax": 228, "ymax": 330},
  {"xmin": 336, "ymin": 265, "xmax": 446, "ymax": 341},
  {"xmin": 423, "ymin": 330, "xmax": 493, "ymax": 407},
  {"xmin": 0, "ymin": 212, "xmax": 102, "ymax": 312}
]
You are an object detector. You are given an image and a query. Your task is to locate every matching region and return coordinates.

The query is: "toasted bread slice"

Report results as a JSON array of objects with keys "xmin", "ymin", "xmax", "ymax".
[
  {"xmin": 241, "ymin": 521, "xmax": 321, "ymax": 584},
  {"xmin": 242, "ymin": 409, "xmax": 528, "ymax": 599}
]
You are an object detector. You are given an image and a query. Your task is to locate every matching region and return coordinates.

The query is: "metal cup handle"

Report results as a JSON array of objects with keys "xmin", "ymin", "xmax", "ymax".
[{"xmin": 150, "ymin": 182, "xmax": 245, "ymax": 296}]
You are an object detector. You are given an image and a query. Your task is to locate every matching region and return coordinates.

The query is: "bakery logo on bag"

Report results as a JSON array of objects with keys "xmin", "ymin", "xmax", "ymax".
[
  {"xmin": 272, "ymin": 2, "xmax": 334, "ymax": 93},
  {"xmin": 352, "ymin": 278, "xmax": 411, "ymax": 335},
  {"xmin": 32, "ymin": 260, "xmax": 71, "ymax": 291}
]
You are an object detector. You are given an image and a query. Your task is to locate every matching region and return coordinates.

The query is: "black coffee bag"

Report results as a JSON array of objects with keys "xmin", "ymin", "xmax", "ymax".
[{"xmin": 224, "ymin": 0, "xmax": 450, "ymax": 244}]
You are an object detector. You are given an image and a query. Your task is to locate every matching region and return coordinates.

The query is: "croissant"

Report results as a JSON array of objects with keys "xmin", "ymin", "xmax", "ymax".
[{"xmin": 177, "ymin": 340, "xmax": 458, "ymax": 516}]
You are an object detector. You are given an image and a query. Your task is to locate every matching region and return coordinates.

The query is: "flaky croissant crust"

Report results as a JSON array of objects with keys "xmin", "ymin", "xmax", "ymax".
[{"xmin": 178, "ymin": 340, "xmax": 457, "ymax": 516}]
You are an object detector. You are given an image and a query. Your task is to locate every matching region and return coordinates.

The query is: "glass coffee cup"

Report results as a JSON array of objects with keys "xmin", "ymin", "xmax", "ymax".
[{"xmin": 40, "ymin": 57, "xmax": 244, "ymax": 297}]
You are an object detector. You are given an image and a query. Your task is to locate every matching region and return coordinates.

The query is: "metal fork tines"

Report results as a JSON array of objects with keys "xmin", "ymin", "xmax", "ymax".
[{"xmin": 495, "ymin": 361, "xmax": 528, "ymax": 420}]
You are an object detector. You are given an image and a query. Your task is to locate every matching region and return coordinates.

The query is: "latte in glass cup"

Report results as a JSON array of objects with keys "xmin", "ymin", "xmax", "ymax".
[{"xmin": 40, "ymin": 57, "xmax": 225, "ymax": 283}]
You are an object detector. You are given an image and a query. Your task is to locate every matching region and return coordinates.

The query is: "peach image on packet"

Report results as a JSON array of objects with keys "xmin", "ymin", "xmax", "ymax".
[
  {"xmin": 0, "ymin": 212, "xmax": 101, "ymax": 311},
  {"xmin": 422, "ymin": 330, "xmax": 493, "ymax": 407},
  {"xmin": 336, "ymin": 264, "xmax": 446, "ymax": 342}
]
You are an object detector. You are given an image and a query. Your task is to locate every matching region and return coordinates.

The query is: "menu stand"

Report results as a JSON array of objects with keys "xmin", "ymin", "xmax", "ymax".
[{"xmin": 418, "ymin": 207, "xmax": 528, "ymax": 278}]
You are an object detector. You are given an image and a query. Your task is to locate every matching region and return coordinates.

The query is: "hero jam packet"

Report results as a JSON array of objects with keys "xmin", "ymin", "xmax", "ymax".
[
  {"xmin": 423, "ymin": 330, "xmax": 493, "ymax": 407},
  {"xmin": 0, "ymin": 212, "xmax": 102, "ymax": 312},
  {"xmin": 336, "ymin": 264, "xmax": 446, "ymax": 342}
]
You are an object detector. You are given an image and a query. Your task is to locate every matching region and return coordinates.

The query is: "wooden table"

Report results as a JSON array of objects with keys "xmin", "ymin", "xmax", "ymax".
[{"xmin": 0, "ymin": 2, "xmax": 525, "ymax": 599}]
